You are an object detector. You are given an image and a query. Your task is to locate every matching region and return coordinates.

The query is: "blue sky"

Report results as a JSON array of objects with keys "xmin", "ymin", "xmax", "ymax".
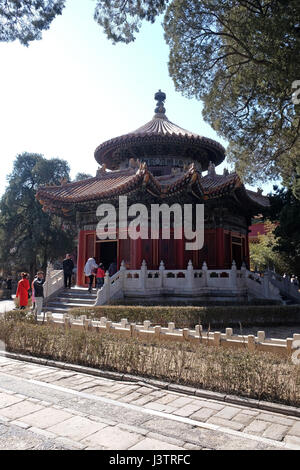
[{"xmin": 0, "ymin": 0, "xmax": 277, "ymax": 195}]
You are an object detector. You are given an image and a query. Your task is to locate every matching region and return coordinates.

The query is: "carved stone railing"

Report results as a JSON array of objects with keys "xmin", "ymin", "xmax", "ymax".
[
  {"xmin": 266, "ymin": 270, "xmax": 300, "ymax": 304},
  {"xmin": 39, "ymin": 313, "xmax": 300, "ymax": 358},
  {"xmin": 94, "ymin": 260, "xmax": 283, "ymax": 306},
  {"xmin": 43, "ymin": 264, "xmax": 64, "ymax": 300}
]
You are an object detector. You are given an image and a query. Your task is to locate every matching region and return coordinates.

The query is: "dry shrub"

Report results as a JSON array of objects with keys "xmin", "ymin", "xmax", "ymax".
[{"xmin": 0, "ymin": 317, "xmax": 299, "ymax": 406}]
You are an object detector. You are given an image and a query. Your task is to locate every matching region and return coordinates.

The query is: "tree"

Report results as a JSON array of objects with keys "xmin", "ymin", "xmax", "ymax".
[
  {"xmin": 74, "ymin": 172, "xmax": 93, "ymax": 181},
  {"xmin": 267, "ymin": 186, "xmax": 300, "ymax": 277},
  {"xmin": 0, "ymin": 153, "xmax": 76, "ymax": 278},
  {"xmin": 94, "ymin": 0, "xmax": 300, "ymax": 189},
  {"xmin": 3, "ymin": 1, "xmax": 300, "ymax": 192},
  {"xmin": 0, "ymin": 0, "xmax": 65, "ymax": 46},
  {"xmin": 249, "ymin": 221, "xmax": 288, "ymax": 273}
]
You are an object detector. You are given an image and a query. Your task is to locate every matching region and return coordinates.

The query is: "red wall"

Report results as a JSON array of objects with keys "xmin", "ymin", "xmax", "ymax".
[{"xmin": 76, "ymin": 228, "xmax": 250, "ymax": 286}]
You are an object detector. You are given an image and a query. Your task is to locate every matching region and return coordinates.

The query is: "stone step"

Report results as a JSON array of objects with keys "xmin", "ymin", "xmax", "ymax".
[
  {"xmin": 43, "ymin": 306, "xmax": 69, "ymax": 314},
  {"xmin": 55, "ymin": 297, "xmax": 96, "ymax": 305},
  {"xmin": 46, "ymin": 301, "xmax": 95, "ymax": 309}
]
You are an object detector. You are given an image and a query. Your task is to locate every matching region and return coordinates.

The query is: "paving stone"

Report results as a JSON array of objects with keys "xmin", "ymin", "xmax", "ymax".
[
  {"xmin": 0, "ymin": 400, "xmax": 44, "ymax": 420},
  {"xmin": 10, "ymin": 420, "xmax": 31, "ymax": 429},
  {"xmin": 142, "ymin": 418, "xmax": 194, "ymax": 439},
  {"xmin": 262, "ymin": 423, "xmax": 289, "ymax": 441},
  {"xmin": 28, "ymin": 427, "xmax": 57, "ymax": 439},
  {"xmin": 214, "ymin": 406, "xmax": 240, "ymax": 420},
  {"xmin": 165, "ymin": 396, "xmax": 194, "ymax": 408},
  {"xmin": 284, "ymin": 435, "xmax": 300, "ymax": 448},
  {"xmin": 135, "ymin": 386, "xmax": 153, "ymax": 395},
  {"xmin": 190, "ymin": 399, "xmax": 224, "ymax": 411},
  {"xmin": 190, "ymin": 408, "xmax": 216, "ymax": 422},
  {"xmin": 287, "ymin": 421, "xmax": 300, "ymax": 437},
  {"xmin": 47, "ymin": 415, "xmax": 107, "ymax": 440},
  {"xmin": 120, "ymin": 392, "xmax": 142, "ymax": 403},
  {"xmin": 129, "ymin": 437, "xmax": 185, "ymax": 450},
  {"xmin": 174, "ymin": 404, "xmax": 203, "ymax": 417},
  {"xmin": 21, "ymin": 407, "xmax": 73, "ymax": 429},
  {"xmin": 184, "ymin": 443, "xmax": 203, "ymax": 450},
  {"xmin": 149, "ymin": 391, "xmax": 168, "ymax": 399},
  {"xmin": 243, "ymin": 420, "xmax": 270, "ymax": 435},
  {"xmin": 240, "ymin": 409, "xmax": 260, "ymax": 416},
  {"xmin": 257, "ymin": 413, "xmax": 296, "ymax": 427},
  {"xmin": 206, "ymin": 416, "xmax": 245, "ymax": 431},
  {"xmin": 54, "ymin": 437, "xmax": 86, "ymax": 450},
  {"xmin": 232, "ymin": 412, "xmax": 255, "ymax": 426},
  {"xmin": 161, "ymin": 405, "xmax": 177, "ymax": 414},
  {"xmin": 117, "ymin": 423, "xmax": 148, "ymax": 436},
  {"xmin": 154, "ymin": 394, "xmax": 177, "ymax": 405},
  {"xmin": 132, "ymin": 395, "xmax": 153, "ymax": 406},
  {"xmin": 146, "ymin": 432, "xmax": 185, "ymax": 448},
  {"xmin": 144, "ymin": 402, "xmax": 167, "ymax": 412},
  {"xmin": 81, "ymin": 426, "xmax": 143, "ymax": 450},
  {"xmin": 0, "ymin": 392, "xmax": 24, "ymax": 408},
  {"xmin": 72, "ymin": 381, "xmax": 101, "ymax": 391}
]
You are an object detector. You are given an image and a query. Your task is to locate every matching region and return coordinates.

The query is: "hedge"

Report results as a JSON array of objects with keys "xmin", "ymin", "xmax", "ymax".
[{"xmin": 69, "ymin": 304, "xmax": 300, "ymax": 328}]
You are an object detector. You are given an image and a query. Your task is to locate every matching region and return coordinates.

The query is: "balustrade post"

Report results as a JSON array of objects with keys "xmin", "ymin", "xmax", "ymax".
[
  {"xmin": 140, "ymin": 260, "xmax": 147, "ymax": 291},
  {"xmin": 241, "ymin": 262, "xmax": 247, "ymax": 288},
  {"xmin": 159, "ymin": 260, "xmax": 165, "ymax": 289},
  {"xmin": 186, "ymin": 260, "xmax": 194, "ymax": 290},
  {"xmin": 202, "ymin": 261, "xmax": 208, "ymax": 287},
  {"xmin": 230, "ymin": 260, "xmax": 237, "ymax": 288},
  {"xmin": 120, "ymin": 260, "xmax": 126, "ymax": 289}
]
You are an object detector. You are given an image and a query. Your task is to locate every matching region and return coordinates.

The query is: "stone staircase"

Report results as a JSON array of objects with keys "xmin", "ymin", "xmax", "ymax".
[{"xmin": 43, "ymin": 287, "xmax": 97, "ymax": 315}]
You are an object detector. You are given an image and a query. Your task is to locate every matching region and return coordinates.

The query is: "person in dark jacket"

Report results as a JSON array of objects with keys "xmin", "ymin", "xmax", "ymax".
[
  {"xmin": 33, "ymin": 271, "xmax": 45, "ymax": 320},
  {"xmin": 63, "ymin": 254, "xmax": 74, "ymax": 289}
]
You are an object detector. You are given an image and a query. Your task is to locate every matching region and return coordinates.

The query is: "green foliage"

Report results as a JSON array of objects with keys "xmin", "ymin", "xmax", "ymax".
[
  {"xmin": 93, "ymin": 0, "xmax": 300, "ymax": 189},
  {"xmin": 69, "ymin": 304, "xmax": 300, "ymax": 328},
  {"xmin": 0, "ymin": 317, "xmax": 299, "ymax": 405},
  {"xmin": 94, "ymin": 0, "xmax": 169, "ymax": 44},
  {"xmin": 0, "ymin": 0, "xmax": 65, "ymax": 46},
  {"xmin": 249, "ymin": 221, "xmax": 289, "ymax": 273},
  {"xmin": 268, "ymin": 187, "xmax": 300, "ymax": 277},
  {"xmin": 74, "ymin": 172, "xmax": 93, "ymax": 181},
  {"xmin": 2, "ymin": 1, "xmax": 299, "ymax": 190},
  {"xmin": 0, "ymin": 152, "xmax": 76, "ymax": 277}
]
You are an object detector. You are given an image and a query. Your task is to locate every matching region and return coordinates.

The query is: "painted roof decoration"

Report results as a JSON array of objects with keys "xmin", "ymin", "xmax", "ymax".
[{"xmin": 36, "ymin": 162, "xmax": 269, "ymax": 214}]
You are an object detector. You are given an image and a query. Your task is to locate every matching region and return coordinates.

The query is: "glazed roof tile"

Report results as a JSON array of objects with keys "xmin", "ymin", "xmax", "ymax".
[{"xmin": 36, "ymin": 166, "xmax": 269, "ymax": 209}]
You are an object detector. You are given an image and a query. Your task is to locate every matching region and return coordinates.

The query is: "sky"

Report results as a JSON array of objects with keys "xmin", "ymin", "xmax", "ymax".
[{"xmin": 0, "ymin": 0, "xmax": 277, "ymax": 196}]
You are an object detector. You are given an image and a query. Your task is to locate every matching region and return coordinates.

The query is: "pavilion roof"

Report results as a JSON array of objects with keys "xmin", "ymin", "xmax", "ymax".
[
  {"xmin": 36, "ymin": 163, "xmax": 269, "ymax": 215},
  {"xmin": 94, "ymin": 91, "xmax": 225, "ymax": 170}
]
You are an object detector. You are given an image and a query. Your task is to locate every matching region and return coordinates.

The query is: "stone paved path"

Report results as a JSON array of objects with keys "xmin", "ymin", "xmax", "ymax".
[{"xmin": 0, "ymin": 356, "xmax": 300, "ymax": 450}]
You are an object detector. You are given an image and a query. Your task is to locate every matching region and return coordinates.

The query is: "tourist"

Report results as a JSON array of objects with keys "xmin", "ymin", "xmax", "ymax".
[
  {"xmin": 31, "ymin": 275, "xmax": 37, "ymax": 311},
  {"xmin": 6, "ymin": 277, "xmax": 12, "ymax": 299},
  {"xmin": 16, "ymin": 273, "xmax": 30, "ymax": 309},
  {"xmin": 96, "ymin": 263, "xmax": 105, "ymax": 290},
  {"xmin": 63, "ymin": 253, "xmax": 74, "ymax": 289},
  {"xmin": 33, "ymin": 271, "xmax": 45, "ymax": 320},
  {"xmin": 108, "ymin": 260, "xmax": 117, "ymax": 277},
  {"xmin": 84, "ymin": 257, "xmax": 98, "ymax": 293}
]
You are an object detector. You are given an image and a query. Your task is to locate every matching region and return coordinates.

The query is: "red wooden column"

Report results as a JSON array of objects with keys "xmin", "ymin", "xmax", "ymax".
[
  {"xmin": 216, "ymin": 227, "xmax": 225, "ymax": 269},
  {"xmin": 131, "ymin": 237, "xmax": 142, "ymax": 269},
  {"xmin": 245, "ymin": 233, "xmax": 250, "ymax": 268},
  {"xmin": 77, "ymin": 230, "xmax": 86, "ymax": 287},
  {"xmin": 176, "ymin": 236, "xmax": 185, "ymax": 269}
]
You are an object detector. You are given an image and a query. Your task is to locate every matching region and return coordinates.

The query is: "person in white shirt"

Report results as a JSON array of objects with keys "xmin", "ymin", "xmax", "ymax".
[{"xmin": 84, "ymin": 257, "xmax": 98, "ymax": 293}]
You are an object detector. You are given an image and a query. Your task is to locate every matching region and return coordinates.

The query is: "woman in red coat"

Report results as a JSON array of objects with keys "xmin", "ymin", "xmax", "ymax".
[{"xmin": 16, "ymin": 273, "xmax": 30, "ymax": 309}]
